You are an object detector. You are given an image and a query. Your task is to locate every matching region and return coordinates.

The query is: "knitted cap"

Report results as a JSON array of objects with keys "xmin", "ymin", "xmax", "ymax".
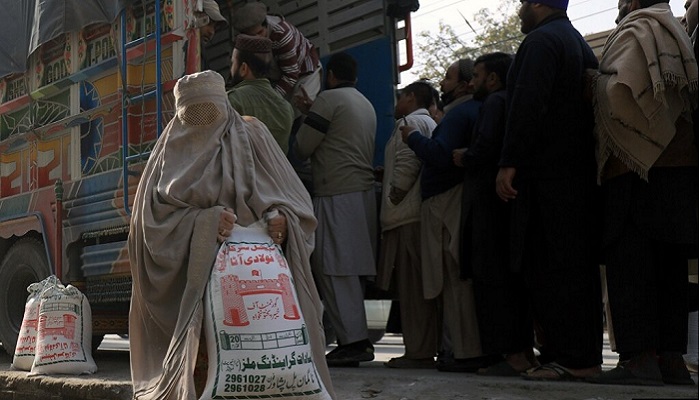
[
  {"xmin": 232, "ymin": 2, "xmax": 268, "ymax": 32},
  {"xmin": 528, "ymin": 0, "xmax": 569, "ymax": 10},
  {"xmin": 234, "ymin": 34, "xmax": 272, "ymax": 53},
  {"xmin": 457, "ymin": 58, "xmax": 474, "ymax": 82},
  {"xmin": 201, "ymin": 0, "xmax": 228, "ymax": 27}
]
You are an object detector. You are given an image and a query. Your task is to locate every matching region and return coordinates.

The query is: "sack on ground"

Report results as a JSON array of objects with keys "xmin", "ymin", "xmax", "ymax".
[
  {"xmin": 201, "ymin": 220, "xmax": 331, "ymax": 400},
  {"xmin": 28, "ymin": 280, "xmax": 97, "ymax": 375},
  {"xmin": 12, "ymin": 276, "xmax": 60, "ymax": 371}
]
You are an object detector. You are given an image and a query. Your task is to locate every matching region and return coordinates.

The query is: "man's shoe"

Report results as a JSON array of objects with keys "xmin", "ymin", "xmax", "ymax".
[
  {"xmin": 384, "ymin": 356, "xmax": 435, "ymax": 369},
  {"xmin": 659, "ymin": 352, "xmax": 695, "ymax": 385},
  {"xmin": 326, "ymin": 340, "xmax": 374, "ymax": 367},
  {"xmin": 587, "ymin": 352, "xmax": 663, "ymax": 386},
  {"xmin": 436, "ymin": 355, "xmax": 501, "ymax": 373}
]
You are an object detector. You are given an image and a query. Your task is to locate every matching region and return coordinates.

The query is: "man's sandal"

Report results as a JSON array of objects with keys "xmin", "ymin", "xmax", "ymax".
[{"xmin": 521, "ymin": 362, "xmax": 585, "ymax": 382}]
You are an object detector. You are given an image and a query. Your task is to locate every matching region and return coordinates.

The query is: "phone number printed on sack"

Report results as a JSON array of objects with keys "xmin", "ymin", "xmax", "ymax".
[{"xmin": 224, "ymin": 374, "xmax": 266, "ymax": 393}]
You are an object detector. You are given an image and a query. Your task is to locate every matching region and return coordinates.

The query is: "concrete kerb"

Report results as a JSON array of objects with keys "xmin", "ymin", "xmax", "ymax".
[{"xmin": 0, "ymin": 351, "xmax": 132, "ymax": 400}]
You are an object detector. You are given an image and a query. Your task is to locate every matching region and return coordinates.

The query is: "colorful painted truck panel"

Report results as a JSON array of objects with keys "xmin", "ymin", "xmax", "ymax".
[{"xmin": 0, "ymin": 0, "xmax": 192, "ymax": 353}]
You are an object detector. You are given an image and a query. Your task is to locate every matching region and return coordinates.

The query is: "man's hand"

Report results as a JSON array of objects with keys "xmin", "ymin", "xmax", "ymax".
[
  {"xmin": 293, "ymin": 86, "xmax": 313, "ymax": 115},
  {"xmin": 217, "ymin": 208, "xmax": 237, "ymax": 243},
  {"xmin": 399, "ymin": 125, "xmax": 416, "ymax": 143},
  {"xmin": 496, "ymin": 167, "xmax": 518, "ymax": 202},
  {"xmin": 452, "ymin": 148, "xmax": 467, "ymax": 167},
  {"xmin": 267, "ymin": 213, "xmax": 288, "ymax": 245},
  {"xmin": 374, "ymin": 166, "xmax": 385, "ymax": 183},
  {"xmin": 388, "ymin": 186, "xmax": 408, "ymax": 205}
]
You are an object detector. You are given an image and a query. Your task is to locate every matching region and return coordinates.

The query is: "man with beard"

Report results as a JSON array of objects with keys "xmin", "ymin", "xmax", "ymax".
[
  {"xmin": 589, "ymin": 0, "xmax": 698, "ymax": 386},
  {"xmin": 227, "ymin": 34, "xmax": 294, "ymax": 153},
  {"xmin": 400, "ymin": 59, "xmax": 494, "ymax": 373},
  {"xmin": 294, "ymin": 52, "xmax": 378, "ymax": 367},
  {"xmin": 452, "ymin": 52, "xmax": 537, "ymax": 376},
  {"xmin": 495, "ymin": 0, "xmax": 603, "ymax": 381},
  {"xmin": 232, "ymin": 2, "xmax": 322, "ymax": 114}
]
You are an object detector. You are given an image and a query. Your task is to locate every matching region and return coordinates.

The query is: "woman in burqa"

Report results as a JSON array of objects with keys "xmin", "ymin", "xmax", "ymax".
[{"xmin": 127, "ymin": 70, "xmax": 334, "ymax": 399}]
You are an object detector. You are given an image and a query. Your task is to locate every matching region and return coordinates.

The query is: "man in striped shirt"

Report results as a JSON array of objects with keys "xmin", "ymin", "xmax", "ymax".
[{"xmin": 232, "ymin": 2, "xmax": 322, "ymax": 111}]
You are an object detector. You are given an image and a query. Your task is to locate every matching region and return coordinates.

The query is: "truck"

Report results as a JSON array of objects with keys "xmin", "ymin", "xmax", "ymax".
[{"xmin": 0, "ymin": 0, "xmax": 418, "ymax": 354}]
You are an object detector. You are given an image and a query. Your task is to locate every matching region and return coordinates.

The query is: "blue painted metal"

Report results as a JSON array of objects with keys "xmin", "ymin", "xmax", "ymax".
[
  {"xmin": 321, "ymin": 37, "xmax": 396, "ymax": 167},
  {"xmin": 154, "ymin": 0, "xmax": 163, "ymax": 138},
  {"xmin": 120, "ymin": 0, "xmax": 164, "ymax": 216},
  {"xmin": 30, "ymin": 58, "xmax": 118, "ymax": 100},
  {"xmin": 120, "ymin": 10, "xmax": 129, "ymax": 215}
]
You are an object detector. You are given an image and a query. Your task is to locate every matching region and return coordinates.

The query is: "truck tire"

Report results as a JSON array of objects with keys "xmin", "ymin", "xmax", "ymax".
[{"xmin": 0, "ymin": 238, "xmax": 50, "ymax": 355}]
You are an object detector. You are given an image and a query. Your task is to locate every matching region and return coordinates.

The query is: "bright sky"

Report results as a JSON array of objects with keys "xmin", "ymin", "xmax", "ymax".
[{"xmin": 400, "ymin": 0, "xmax": 688, "ymax": 84}]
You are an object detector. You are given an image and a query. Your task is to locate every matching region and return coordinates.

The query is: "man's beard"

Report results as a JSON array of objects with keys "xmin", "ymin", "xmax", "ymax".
[
  {"xmin": 440, "ymin": 88, "xmax": 457, "ymax": 106},
  {"xmin": 231, "ymin": 69, "xmax": 244, "ymax": 86},
  {"xmin": 473, "ymin": 85, "xmax": 489, "ymax": 101}
]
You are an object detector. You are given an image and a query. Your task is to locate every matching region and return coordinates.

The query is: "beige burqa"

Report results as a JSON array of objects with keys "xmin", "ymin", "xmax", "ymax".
[{"xmin": 127, "ymin": 71, "xmax": 334, "ymax": 400}]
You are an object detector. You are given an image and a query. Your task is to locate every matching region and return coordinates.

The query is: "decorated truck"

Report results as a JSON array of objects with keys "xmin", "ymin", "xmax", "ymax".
[{"xmin": 0, "ymin": 0, "xmax": 417, "ymax": 354}]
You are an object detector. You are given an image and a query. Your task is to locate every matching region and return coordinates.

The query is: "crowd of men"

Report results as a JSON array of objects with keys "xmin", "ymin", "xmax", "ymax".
[{"xmin": 167, "ymin": 0, "xmax": 699, "ymax": 392}]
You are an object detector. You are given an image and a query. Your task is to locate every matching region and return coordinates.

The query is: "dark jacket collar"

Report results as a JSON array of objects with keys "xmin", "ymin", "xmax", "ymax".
[{"xmin": 534, "ymin": 11, "xmax": 569, "ymax": 31}]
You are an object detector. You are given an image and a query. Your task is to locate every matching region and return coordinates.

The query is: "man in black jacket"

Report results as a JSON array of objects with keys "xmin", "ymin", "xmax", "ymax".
[
  {"xmin": 454, "ymin": 52, "xmax": 538, "ymax": 377},
  {"xmin": 495, "ymin": 0, "xmax": 603, "ymax": 381}
]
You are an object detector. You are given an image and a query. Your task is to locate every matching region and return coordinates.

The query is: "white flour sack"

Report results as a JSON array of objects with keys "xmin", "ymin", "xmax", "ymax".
[
  {"xmin": 201, "ymin": 221, "xmax": 331, "ymax": 400},
  {"xmin": 29, "ymin": 282, "xmax": 97, "ymax": 375},
  {"xmin": 12, "ymin": 275, "xmax": 60, "ymax": 371}
]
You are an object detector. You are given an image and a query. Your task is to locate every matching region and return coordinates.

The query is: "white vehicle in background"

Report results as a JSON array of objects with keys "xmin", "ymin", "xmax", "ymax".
[{"xmin": 365, "ymin": 299, "xmax": 392, "ymax": 343}]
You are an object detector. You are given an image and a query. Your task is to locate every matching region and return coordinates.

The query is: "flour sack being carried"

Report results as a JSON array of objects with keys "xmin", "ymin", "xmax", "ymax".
[{"xmin": 201, "ymin": 218, "xmax": 331, "ymax": 400}]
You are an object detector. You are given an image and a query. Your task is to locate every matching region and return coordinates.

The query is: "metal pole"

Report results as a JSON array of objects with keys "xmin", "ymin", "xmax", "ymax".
[{"xmin": 54, "ymin": 179, "xmax": 63, "ymax": 280}]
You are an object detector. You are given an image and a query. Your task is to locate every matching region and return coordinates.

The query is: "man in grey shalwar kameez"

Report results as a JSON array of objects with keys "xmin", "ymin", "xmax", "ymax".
[{"xmin": 294, "ymin": 52, "xmax": 378, "ymax": 366}]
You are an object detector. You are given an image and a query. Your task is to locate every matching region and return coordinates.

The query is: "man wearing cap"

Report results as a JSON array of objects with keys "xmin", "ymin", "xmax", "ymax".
[
  {"xmin": 495, "ymin": 0, "xmax": 603, "ymax": 381},
  {"xmin": 195, "ymin": 0, "xmax": 229, "ymax": 73},
  {"xmin": 228, "ymin": 34, "xmax": 294, "ymax": 154},
  {"xmin": 399, "ymin": 59, "xmax": 492, "ymax": 373},
  {"xmin": 197, "ymin": 0, "xmax": 228, "ymax": 44},
  {"xmin": 231, "ymin": 2, "xmax": 322, "ymax": 110}
]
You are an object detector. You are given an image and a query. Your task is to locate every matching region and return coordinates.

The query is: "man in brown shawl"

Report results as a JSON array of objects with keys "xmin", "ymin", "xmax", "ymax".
[
  {"xmin": 590, "ymin": 0, "xmax": 698, "ymax": 386},
  {"xmin": 128, "ymin": 70, "xmax": 335, "ymax": 399}
]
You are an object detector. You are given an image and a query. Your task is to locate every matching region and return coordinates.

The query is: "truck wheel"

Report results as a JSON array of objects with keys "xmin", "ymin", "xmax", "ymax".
[{"xmin": 0, "ymin": 238, "xmax": 50, "ymax": 355}]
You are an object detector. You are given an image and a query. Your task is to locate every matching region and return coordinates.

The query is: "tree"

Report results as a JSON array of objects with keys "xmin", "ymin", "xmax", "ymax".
[
  {"xmin": 411, "ymin": 21, "xmax": 471, "ymax": 83},
  {"xmin": 412, "ymin": 0, "xmax": 523, "ymax": 84}
]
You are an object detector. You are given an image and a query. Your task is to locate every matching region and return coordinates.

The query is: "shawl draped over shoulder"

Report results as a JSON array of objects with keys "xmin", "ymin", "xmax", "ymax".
[
  {"xmin": 127, "ymin": 71, "xmax": 333, "ymax": 399},
  {"xmin": 593, "ymin": 3, "xmax": 699, "ymax": 181}
]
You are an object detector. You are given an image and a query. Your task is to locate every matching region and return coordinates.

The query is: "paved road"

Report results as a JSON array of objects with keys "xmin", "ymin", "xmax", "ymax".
[{"xmin": 1, "ymin": 334, "xmax": 697, "ymax": 400}]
